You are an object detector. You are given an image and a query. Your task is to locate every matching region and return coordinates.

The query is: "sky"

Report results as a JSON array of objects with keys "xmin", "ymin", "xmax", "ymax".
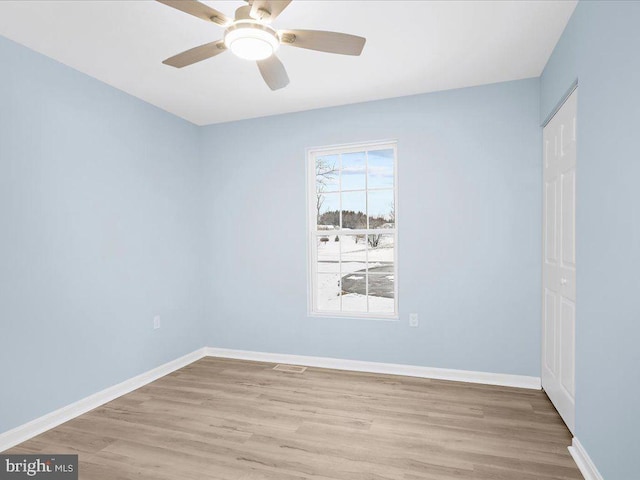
[{"xmin": 316, "ymin": 148, "xmax": 394, "ymax": 222}]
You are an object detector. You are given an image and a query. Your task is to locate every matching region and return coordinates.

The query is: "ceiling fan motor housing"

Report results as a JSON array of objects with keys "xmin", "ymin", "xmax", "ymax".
[{"xmin": 223, "ymin": 5, "xmax": 280, "ymax": 60}]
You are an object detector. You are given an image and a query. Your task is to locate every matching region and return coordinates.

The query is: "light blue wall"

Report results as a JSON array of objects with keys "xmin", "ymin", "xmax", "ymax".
[
  {"xmin": 541, "ymin": 2, "xmax": 640, "ymax": 479},
  {"xmin": 201, "ymin": 78, "xmax": 542, "ymax": 377},
  {"xmin": 0, "ymin": 36, "xmax": 206, "ymax": 433}
]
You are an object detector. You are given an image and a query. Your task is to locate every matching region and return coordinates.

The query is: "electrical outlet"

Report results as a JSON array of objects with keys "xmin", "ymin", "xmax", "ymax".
[
  {"xmin": 153, "ymin": 315, "xmax": 161, "ymax": 330},
  {"xmin": 409, "ymin": 313, "xmax": 419, "ymax": 327}
]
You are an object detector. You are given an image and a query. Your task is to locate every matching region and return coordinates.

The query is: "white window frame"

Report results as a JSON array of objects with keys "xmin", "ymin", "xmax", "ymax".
[{"xmin": 306, "ymin": 140, "xmax": 398, "ymax": 320}]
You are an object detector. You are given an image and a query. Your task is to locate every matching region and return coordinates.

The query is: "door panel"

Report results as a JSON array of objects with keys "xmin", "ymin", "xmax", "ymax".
[
  {"xmin": 542, "ymin": 88, "xmax": 577, "ymax": 434},
  {"xmin": 544, "ymin": 289, "xmax": 556, "ymax": 373},
  {"xmin": 560, "ymin": 299, "xmax": 576, "ymax": 397},
  {"xmin": 561, "ymin": 170, "xmax": 576, "ymax": 267},
  {"xmin": 545, "ymin": 181, "xmax": 558, "ymax": 263}
]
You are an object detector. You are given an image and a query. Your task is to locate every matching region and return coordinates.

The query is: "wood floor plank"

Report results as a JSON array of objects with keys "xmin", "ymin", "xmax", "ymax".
[{"xmin": 3, "ymin": 357, "xmax": 582, "ymax": 479}]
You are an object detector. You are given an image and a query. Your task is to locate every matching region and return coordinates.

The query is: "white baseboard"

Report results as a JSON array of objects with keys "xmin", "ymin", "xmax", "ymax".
[
  {"xmin": 205, "ymin": 347, "xmax": 542, "ymax": 390},
  {"xmin": 0, "ymin": 347, "xmax": 207, "ymax": 453},
  {"xmin": 568, "ymin": 438, "xmax": 604, "ymax": 480}
]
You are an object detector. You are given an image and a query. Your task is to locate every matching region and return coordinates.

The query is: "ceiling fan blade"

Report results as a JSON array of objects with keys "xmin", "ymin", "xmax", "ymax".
[
  {"xmin": 156, "ymin": 0, "xmax": 231, "ymax": 26},
  {"xmin": 280, "ymin": 29, "xmax": 366, "ymax": 56},
  {"xmin": 163, "ymin": 41, "xmax": 226, "ymax": 68},
  {"xmin": 250, "ymin": 0, "xmax": 292, "ymax": 22},
  {"xmin": 257, "ymin": 55, "xmax": 289, "ymax": 91}
]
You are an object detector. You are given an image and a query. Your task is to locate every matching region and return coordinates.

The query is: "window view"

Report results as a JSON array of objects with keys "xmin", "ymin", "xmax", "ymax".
[{"xmin": 309, "ymin": 142, "xmax": 397, "ymax": 317}]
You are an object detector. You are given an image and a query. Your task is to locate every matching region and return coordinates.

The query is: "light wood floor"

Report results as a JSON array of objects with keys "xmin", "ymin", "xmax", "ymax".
[{"xmin": 6, "ymin": 357, "xmax": 583, "ymax": 480}]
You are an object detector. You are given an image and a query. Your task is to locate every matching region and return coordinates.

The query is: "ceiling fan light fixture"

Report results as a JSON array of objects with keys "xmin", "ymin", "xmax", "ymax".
[{"xmin": 224, "ymin": 22, "xmax": 280, "ymax": 61}]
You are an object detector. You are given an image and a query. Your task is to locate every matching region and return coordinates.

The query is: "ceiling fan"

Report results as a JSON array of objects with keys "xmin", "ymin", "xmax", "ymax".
[{"xmin": 157, "ymin": 0, "xmax": 366, "ymax": 90}]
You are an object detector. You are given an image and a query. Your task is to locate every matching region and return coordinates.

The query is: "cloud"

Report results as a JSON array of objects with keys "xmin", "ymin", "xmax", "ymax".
[
  {"xmin": 341, "ymin": 165, "xmax": 366, "ymax": 175},
  {"xmin": 367, "ymin": 166, "xmax": 393, "ymax": 178},
  {"xmin": 340, "ymin": 165, "xmax": 392, "ymax": 177}
]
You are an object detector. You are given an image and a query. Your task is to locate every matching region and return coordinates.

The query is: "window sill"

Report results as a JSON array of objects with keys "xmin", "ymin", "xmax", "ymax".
[{"xmin": 308, "ymin": 311, "xmax": 399, "ymax": 322}]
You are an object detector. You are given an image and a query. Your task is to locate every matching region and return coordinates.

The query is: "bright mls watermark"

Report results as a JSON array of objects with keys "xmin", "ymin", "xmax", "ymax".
[{"xmin": 0, "ymin": 455, "xmax": 77, "ymax": 480}]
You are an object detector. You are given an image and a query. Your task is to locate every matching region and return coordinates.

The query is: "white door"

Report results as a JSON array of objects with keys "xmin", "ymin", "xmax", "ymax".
[{"xmin": 542, "ymin": 88, "xmax": 577, "ymax": 433}]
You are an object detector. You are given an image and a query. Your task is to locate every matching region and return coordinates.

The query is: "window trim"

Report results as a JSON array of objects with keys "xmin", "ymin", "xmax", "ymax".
[{"xmin": 306, "ymin": 140, "xmax": 399, "ymax": 320}]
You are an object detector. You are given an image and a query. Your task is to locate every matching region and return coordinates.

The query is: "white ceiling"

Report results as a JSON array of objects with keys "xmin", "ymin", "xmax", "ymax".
[{"xmin": 0, "ymin": 0, "xmax": 577, "ymax": 126}]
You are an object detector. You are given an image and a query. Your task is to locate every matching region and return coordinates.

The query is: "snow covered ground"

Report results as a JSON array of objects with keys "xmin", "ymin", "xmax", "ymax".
[{"xmin": 316, "ymin": 234, "xmax": 395, "ymax": 314}]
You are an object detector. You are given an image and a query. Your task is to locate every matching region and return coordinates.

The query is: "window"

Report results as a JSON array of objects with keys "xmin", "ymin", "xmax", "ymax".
[{"xmin": 308, "ymin": 141, "xmax": 397, "ymax": 318}]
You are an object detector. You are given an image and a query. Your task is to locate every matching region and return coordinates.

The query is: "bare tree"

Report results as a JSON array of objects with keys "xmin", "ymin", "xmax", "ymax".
[
  {"xmin": 368, "ymin": 203, "xmax": 395, "ymax": 248},
  {"xmin": 316, "ymin": 194, "xmax": 325, "ymax": 222},
  {"xmin": 315, "ymin": 158, "xmax": 338, "ymax": 222},
  {"xmin": 368, "ymin": 234, "xmax": 382, "ymax": 248}
]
